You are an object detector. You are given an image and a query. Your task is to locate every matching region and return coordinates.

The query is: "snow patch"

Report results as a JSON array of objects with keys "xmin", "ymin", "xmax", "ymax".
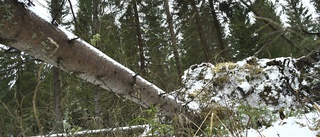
[
  {"xmin": 245, "ymin": 112, "xmax": 320, "ymax": 137},
  {"xmin": 172, "ymin": 57, "xmax": 312, "ymax": 111},
  {"xmin": 239, "ymin": 81, "xmax": 251, "ymax": 92},
  {"xmin": 167, "ymin": 56, "xmax": 320, "ymax": 136}
]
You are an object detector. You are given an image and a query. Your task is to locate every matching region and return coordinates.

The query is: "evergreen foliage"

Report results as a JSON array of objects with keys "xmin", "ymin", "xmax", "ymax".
[
  {"xmin": 0, "ymin": 0, "xmax": 319, "ymax": 136},
  {"xmin": 283, "ymin": 0, "xmax": 319, "ymax": 56}
]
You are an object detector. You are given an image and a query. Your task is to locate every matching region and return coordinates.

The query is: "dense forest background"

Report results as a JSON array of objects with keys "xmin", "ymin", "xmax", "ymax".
[{"xmin": 0, "ymin": 0, "xmax": 319, "ymax": 136}]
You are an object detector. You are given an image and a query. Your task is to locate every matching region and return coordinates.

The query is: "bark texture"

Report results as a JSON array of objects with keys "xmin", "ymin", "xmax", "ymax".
[
  {"xmin": 92, "ymin": 0, "xmax": 103, "ymax": 128},
  {"xmin": 208, "ymin": 0, "xmax": 227, "ymax": 60},
  {"xmin": 164, "ymin": 0, "xmax": 183, "ymax": 80},
  {"xmin": 50, "ymin": 0, "xmax": 63, "ymax": 131},
  {"xmin": 190, "ymin": 0, "xmax": 211, "ymax": 61},
  {"xmin": 0, "ymin": 0, "xmax": 200, "ymax": 126},
  {"xmin": 133, "ymin": 0, "xmax": 145, "ymax": 74}
]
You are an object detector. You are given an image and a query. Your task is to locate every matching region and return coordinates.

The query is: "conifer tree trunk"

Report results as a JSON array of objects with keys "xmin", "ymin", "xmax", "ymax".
[
  {"xmin": 52, "ymin": 67, "xmax": 62, "ymax": 126},
  {"xmin": 209, "ymin": 0, "xmax": 227, "ymax": 60},
  {"xmin": 133, "ymin": 0, "xmax": 145, "ymax": 74},
  {"xmin": 164, "ymin": 0, "xmax": 183, "ymax": 81},
  {"xmin": 92, "ymin": 0, "xmax": 103, "ymax": 128},
  {"xmin": 190, "ymin": 0, "xmax": 211, "ymax": 62},
  {"xmin": 92, "ymin": 0, "xmax": 98, "ymax": 32},
  {"xmin": 50, "ymin": 0, "xmax": 63, "ymax": 131}
]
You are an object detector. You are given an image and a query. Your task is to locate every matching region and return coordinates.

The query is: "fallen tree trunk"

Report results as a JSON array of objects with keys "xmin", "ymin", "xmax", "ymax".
[
  {"xmin": 0, "ymin": 0, "xmax": 200, "ymax": 126},
  {"xmin": 31, "ymin": 124, "xmax": 149, "ymax": 137}
]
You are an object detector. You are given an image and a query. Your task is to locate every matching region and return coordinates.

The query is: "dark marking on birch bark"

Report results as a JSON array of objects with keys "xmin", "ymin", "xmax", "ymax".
[{"xmin": 68, "ymin": 37, "xmax": 79, "ymax": 43}]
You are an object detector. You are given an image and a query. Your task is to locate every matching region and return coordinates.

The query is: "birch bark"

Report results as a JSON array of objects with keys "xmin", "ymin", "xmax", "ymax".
[{"xmin": 0, "ymin": 0, "xmax": 200, "ymax": 126}]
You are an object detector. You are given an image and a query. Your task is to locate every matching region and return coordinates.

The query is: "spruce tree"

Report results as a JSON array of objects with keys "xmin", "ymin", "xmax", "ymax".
[
  {"xmin": 284, "ymin": 0, "xmax": 318, "ymax": 56},
  {"xmin": 174, "ymin": 0, "xmax": 221, "ymax": 68},
  {"xmin": 226, "ymin": 0, "xmax": 288, "ymax": 59},
  {"xmin": 250, "ymin": 0, "xmax": 287, "ymax": 58},
  {"xmin": 224, "ymin": 1, "xmax": 257, "ymax": 59}
]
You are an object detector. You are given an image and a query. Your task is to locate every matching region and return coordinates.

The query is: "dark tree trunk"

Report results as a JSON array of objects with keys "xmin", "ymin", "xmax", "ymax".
[
  {"xmin": 92, "ymin": 0, "xmax": 103, "ymax": 128},
  {"xmin": 50, "ymin": 0, "xmax": 63, "ymax": 131},
  {"xmin": 164, "ymin": 0, "xmax": 183, "ymax": 81},
  {"xmin": 190, "ymin": 0, "xmax": 211, "ymax": 62},
  {"xmin": 209, "ymin": 0, "xmax": 227, "ymax": 60},
  {"xmin": 133, "ymin": 0, "xmax": 145, "ymax": 74},
  {"xmin": 92, "ymin": 0, "xmax": 99, "ymax": 35},
  {"xmin": 52, "ymin": 67, "xmax": 62, "ymax": 123}
]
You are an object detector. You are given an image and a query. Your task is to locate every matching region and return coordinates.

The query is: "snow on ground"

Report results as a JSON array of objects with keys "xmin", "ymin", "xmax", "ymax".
[
  {"xmin": 173, "ymin": 57, "xmax": 306, "ymax": 111},
  {"xmin": 245, "ymin": 111, "xmax": 320, "ymax": 137},
  {"xmin": 19, "ymin": 1, "xmax": 319, "ymax": 136},
  {"xmin": 171, "ymin": 56, "xmax": 320, "ymax": 136}
]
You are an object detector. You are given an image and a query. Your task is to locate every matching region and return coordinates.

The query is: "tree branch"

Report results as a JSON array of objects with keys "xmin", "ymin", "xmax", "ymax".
[
  {"xmin": 0, "ymin": 0, "xmax": 201, "ymax": 128},
  {"xmin": 239, "ymin": 0, "xmax": 304, "ymax": 53}
]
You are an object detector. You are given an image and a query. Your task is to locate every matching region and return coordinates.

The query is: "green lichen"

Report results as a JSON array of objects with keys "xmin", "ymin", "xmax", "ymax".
[
  {"xmin": 41, "ymin": 40, "xmax": 51, "ymax": 51},
  {"xmin": 32, "ymin": 33, "xmax": 37, "ymax": 39},
  {"xmin": 39, "ymin": 31, "xmax": 45, "ymax": 36},
  {"xmin": 41, "ymin": 41, "xmax": 47, "ymax": 47}
]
